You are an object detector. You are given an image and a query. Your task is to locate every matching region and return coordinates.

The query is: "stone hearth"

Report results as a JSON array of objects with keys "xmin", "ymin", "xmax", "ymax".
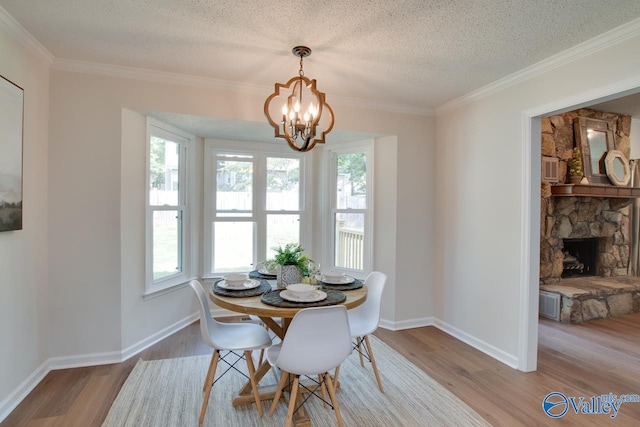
[{"xmin": 540, "ymin": 276, "xmax": 640, "ymax": 323}]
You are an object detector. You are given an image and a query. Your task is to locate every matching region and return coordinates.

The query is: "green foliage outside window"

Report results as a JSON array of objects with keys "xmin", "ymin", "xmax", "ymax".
[{"xmin": 338, "ymin": 152, "xmax": 366, "ymax": 195}]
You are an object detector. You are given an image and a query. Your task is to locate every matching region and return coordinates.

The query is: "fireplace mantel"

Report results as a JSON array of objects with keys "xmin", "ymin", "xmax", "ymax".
[{"xmin": 551, "ymin": 184, "xmax": 640, "ymax": 198}]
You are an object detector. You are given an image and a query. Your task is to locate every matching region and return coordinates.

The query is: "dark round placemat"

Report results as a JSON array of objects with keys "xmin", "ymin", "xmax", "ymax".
[
  {"xmin": 249, "ymin": 269, "xmax": 277, "ymax": 280},
  {"xmin": 261, "ymin": 289, "xmax": 346, "ymax": 308},
  {"xmin": 212, "ymin": 279, "xmax": 271, "ymax": 297},
  {"xmin": 318, "ymin": 277, "xmax": 363, "ymax": 291}
]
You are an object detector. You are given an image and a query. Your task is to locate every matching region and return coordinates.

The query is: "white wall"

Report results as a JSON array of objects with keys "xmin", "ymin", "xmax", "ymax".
[
  {"xmin": 374, "ymin": 136, "xmax": 399, "ymax": 323},
  {"xmin": 435, "ymin": 31, "xmax": 640, "ymax": 367},
  {"xmin": 0, "ymin": 26, "xmax": 50, "ymax": 415}
]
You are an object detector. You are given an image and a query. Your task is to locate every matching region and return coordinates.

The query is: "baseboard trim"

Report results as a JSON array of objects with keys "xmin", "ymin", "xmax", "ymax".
[
  {"xmin": 379, "ymin": 316, "xmax": 434, "ymax": 331},
  {"xmin": 48, "ymin": 351, "xmax": 123, "ymax": 371},
  {"xmin": 0, "ymin": 360, "xmax": 49, "ymax": 423},
  {"xmin": 120, "ymin": 312, "xmax": 200, "ymax": 361},
  {"xmin": 432, "ymin": 318, "xmax": 519, "ymax": 369}
]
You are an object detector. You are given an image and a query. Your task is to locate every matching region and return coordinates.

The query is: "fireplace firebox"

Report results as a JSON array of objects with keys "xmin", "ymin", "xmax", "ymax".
[{"xmin": 562, "ymin": 238, "xmax": 598, "ymax": 278}]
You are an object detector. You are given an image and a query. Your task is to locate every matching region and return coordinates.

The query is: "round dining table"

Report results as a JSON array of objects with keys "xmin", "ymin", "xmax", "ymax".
[
  {"xmin": 208, "ymin": 280, "xmax": 367, "ymax": 426},
  {"xmin": 209, "ymin": 282, "xmax": 368, "ymax": 339}
]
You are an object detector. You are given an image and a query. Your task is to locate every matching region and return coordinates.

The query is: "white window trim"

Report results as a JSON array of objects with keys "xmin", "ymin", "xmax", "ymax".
[
  {"xmin": 145, "ymin": 117, "xmax": 197, "ymax": 296},
  {"xmin": 202, "ymin": 139, "xmax": 312, "ymax": 278},
  {"xmin": 323, "ymin": 141, "xmax": 374, "ymax": 276}
]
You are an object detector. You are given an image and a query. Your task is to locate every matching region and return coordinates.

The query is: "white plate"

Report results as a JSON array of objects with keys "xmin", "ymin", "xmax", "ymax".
[
  {"xmin": 258, "ymin": 268, "xmax": 277, "ymax": 276},
  {"xmin": 321, "ymin": 275, "xmax": 355, "ymax": 285},
  {"xmin": 280, "ymin": 289, "xmax": 327, "ymax": 303},
  {"xmin": 218, "ymin": 278, "xmax": 261, "ymax": 290}
]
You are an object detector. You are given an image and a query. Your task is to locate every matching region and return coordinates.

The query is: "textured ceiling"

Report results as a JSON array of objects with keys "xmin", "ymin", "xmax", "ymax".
[
  {"xmin": 3, "ymin": 0, "xmax": 640, "ymax": 112},
  {"xmin": 590, "ymin": 93, "xmax": 640, "ymax": 119}
]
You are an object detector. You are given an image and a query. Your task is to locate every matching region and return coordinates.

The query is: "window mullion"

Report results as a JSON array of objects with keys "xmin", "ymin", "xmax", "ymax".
[{"xmin": 255, "ymin": 153, "xmax": 266, "ymax": 266}]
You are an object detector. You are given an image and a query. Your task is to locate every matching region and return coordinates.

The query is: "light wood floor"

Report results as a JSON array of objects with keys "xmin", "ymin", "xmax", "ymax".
[{"xmin": 3, "ymin": 313, "xmax": 640, "ymax": 426}]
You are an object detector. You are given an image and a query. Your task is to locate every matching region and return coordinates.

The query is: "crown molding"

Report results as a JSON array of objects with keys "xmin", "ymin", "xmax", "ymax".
[
  {"xmin": 436, "ymin": 17, "xmax": 640, "ymax": 115},
  {"xmin": 51, "ymin": 58, "xmax": 433, "ymax": 117},
  {"xmin": 51, "ymin": 58, "xmax": 271, "ymax": 95},
  {"xmin": 0, "ymin": 6, "xmax": 54, "ymax": 64}
]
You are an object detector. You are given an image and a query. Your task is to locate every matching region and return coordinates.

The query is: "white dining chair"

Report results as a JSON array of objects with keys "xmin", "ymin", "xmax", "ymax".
[
  {"xmin": 267, "ymin": 305, "xmax": 352, "ymax": 427},
  {"xmin": 341, "ymin": 271, "xmax": 387, "ymax": 392},
  {"xmin": 189, "ymin": 280, "xmax": 273, "ymax": 425}
]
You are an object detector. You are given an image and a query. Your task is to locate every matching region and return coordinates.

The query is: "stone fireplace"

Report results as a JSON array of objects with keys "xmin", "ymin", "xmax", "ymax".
[
  {"xmin": 540, "ymin": 196, "xmax": 632, "ymax": 283},
  {"xmin": 539, "ymin": 108, "xmax": 640, "ymax": 323},
  {"xmin": 540, "ymin": 108, "xmax": 633, "ymax": 284}
]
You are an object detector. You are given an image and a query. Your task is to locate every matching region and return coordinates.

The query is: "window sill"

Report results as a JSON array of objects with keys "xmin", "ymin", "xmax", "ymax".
[{"xmin": 143, "ymin": 279, "xmax": 192, "ymax": 301}]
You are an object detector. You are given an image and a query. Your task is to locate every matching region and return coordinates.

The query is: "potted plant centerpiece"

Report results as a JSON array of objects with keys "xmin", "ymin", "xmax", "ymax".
[
  {"xmin": 568, "ymin": 147, "xmax": 584, "ymax": 184},
  {"xmin": 265, "ymin": 243, "xmax": 311, "ymax": 288}
]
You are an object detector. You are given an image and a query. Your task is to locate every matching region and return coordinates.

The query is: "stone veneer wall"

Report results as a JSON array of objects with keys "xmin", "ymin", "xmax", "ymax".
[{"xmin": 540, "ymin": 108, "xmax": 633, "ymax": 284}]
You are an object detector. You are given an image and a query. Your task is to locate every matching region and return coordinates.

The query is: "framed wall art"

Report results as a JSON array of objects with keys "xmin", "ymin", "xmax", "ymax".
[{"xmin": 0, "ymin": 74, "xmax": 24, "ymax": 232}]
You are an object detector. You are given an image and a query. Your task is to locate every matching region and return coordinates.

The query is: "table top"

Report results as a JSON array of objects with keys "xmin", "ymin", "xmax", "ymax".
[{"xmin": 209, "ymin": 283, "xmax": 368, "ymax": 319}]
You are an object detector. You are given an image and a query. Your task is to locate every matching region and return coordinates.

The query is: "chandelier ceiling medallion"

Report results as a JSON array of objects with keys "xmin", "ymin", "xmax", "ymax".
[{"xmin": 264, "ymin": 46, "xmax": 334, "ymax": 152}]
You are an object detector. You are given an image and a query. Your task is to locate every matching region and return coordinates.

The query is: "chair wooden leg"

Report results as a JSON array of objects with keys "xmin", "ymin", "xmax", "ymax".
[
  {"xmin": 318, "ymin": 374, "xmax": 328, "ymax": 409},
  {"xmin": 356, "ymin": 337, "xmax": 364, "ymax": 367},
  {"xmin": 257, "ymin": 348, "xmax": 264, "ymax": 367},
  {"xmin": 199, "ymin": 350, "xmax": 219, "ymax": 425},
  {"xmin": 284, "ymin": 376, "xmax": 300, "ymax": 427},
  {"xmin": 364, "ymin": 335, "xmax": 384, "ymax": 392},
  {"xmin": 333, "ymin": 365, "xmax": 341, "ymax": 390},
  {"xmin": 244, "ymin": 350, "xmax": 263, "ymax": 416},
  {"xmin": 203, "ymin": 349, "xmax": 219, "ymax": 392},
  {"xmin": 269, "ymin": 370, "xmax": 290, "ymax": 417},
  {"xmin": 324, "ymin": 372, "xmax": 345, "ymax": 427}
]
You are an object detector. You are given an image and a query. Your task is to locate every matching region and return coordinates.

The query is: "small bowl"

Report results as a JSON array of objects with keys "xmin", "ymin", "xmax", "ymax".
[
  {"xmin": 286, "ymin": 283, "xmax": 316, "ymax": 299},
  {"xmin": 224, "ymin": 273, "xmax": 248, "ymax": 288},
  {"xmin": 322, "ymin": 270, "xmax": 344, "ymax": 281}
]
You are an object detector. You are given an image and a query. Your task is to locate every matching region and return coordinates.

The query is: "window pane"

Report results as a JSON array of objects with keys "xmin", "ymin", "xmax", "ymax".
[
  {"xmin": 149, "ymin": 136, "xmax": 180, "ymax": 206},
  {"xmin": 216, "ymin": 160, "xmax": 253, "ymax": 212},
  {"xmin": 336, "ymin": 152, "xmax": 366, "ymax": 209},
  {"xmin": 266, "ymin": 214, "xmax": 300, "ymax": 260},
  {"xmin": 334, "ymin": 212, "xmax": 364, "ymax": 270},
  {"xmin": 214, "ymin": 222, "xmax": 254, "ymax": 272},
  {"xmin": 153, "ymin": 210, "xmax": 180, "ymax": 280},
  {"xmin": 267, "ymin": 157, "xmax": 300, "ymax": 210}
]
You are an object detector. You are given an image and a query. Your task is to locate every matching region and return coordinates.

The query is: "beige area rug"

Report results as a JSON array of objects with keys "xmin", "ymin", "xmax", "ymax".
[{"xmin": 102, "ymin": 336, "xmax": 490, "ymax": 426}]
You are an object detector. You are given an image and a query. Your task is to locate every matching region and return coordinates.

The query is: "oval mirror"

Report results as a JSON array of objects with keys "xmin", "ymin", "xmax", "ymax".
[{"xmin": 604, "ymin": 150, "xmax": 630, "ymax": 186}]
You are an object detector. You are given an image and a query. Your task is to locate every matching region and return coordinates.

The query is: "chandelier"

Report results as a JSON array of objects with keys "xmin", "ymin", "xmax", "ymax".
[{"xmin": 264, "ymin": 46, "xmax": 334, "ymax": 152}]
